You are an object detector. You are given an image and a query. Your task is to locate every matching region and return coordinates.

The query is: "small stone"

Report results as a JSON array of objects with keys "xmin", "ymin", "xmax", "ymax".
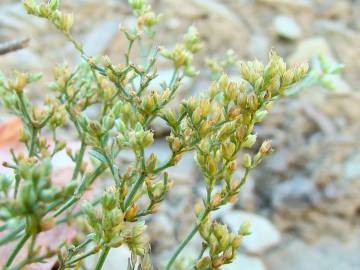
[
  {"xmin": 287, "ymin": 37, "xmax": 332, "ymax": 64},
  {"xmin": 273, "ymin": 15, "xmax": 301, "ymax": 40},
  {"xmin": 150, "ymin": 69, "xmax": 192, "ymax": 91},
  {"xmin": 344, "ymin": 153, "xmax": 360, "ymax": 179},
  {"xmin": 82, "ymin": 19, "xmax": 120, "ymax": 56},
  {"xmin": 85, "ymin": 246, "xmax": 132, "ymax": 269},
  {"xmin": 150, "ymin": 117, "xmax": 171, "ymax": 137},
  {"xmin": 272, "ymin": 177, "xmax": 321, "ymax": 211},
  {"xmin": 222, "ymin": 254, "xmax": 266, "ymax": 270},
  {"xmin": 145, "ymin": 139, "xmax": 198, "ymax": 185},
  {"xmin": 148, "ymin": 213, "xmax": 176, "ymax": 253},
  {"xmin": 258, "ymin": 0, "xmax": 312, "ymax": 9},
  {"xmin": 248, "ymin": 34, "xmax": 269, "ymax": 62},
  {"xmin": 222, "ymin": 211, "xmax": 281, "ymax": 254},
  {"xmin": 190, "ymin": 0, "xmax": 240, "ymax": 24}
]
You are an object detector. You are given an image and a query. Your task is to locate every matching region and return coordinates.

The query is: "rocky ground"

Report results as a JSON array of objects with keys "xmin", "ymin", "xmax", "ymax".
[{"xmin": 1, "ymin": 0, "xmax": 360, "ymax": 269}]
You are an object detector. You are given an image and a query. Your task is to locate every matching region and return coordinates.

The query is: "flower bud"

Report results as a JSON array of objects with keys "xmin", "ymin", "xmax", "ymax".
[
  {"xmin": 254, "ymin": 110, "xmax": 268, "ymax": 123},
  {"xmin": 207, "ymin": 158, "xmax": 217, "ymax": 175},
  {"xmin": 212, "ymin": 256, "xmax": 224, "ymax": 268},
  {"xmin": 196, "ymin": 256, "xmax": 211, "ymax": 269},
  {"xmin": 242, "ymin": 153, "xmax": 252, "ymax": 168},
  {"xmin": 146, "ymin": 153, "xmax": 157, "ymax": 173},
  {"xmin": 101, "ymin": 192, "xmax": 116, "ymax": 211},
  {"xmin": 142, "ymin": 131, "xmax": 154, "ymax": 148},
  {"xmin": 218, "ymin": 74, "xmax": 229, "ymax": 90},
  {"xmin": 125, "ymin": 204, "xmax": 138, "ymax": 221},
  {"xmin": 102, "ymin": 113, "xmax": 115, "ymax": 130},
  {"xmin": 239, "ymin": 221, "xmax": 251, "ymax": 236},
  {"xmin": 223, "ymin": 246, "xmax": 234, "ymax": 260},
  {"xmin": 211, "ymin": 192, "xmax": 222, "ymax": 208},
  {"xmin": 247, "ymin": 93, "xmax": 259, "ymax": 111},
  {"xmin": 39, "ymin": 217, "xmax": 55, "ymax": 232},
  {"xmin": 242, "ymin": 134, "xmax": 257, "ymax": 148},
  {"xmin": 259, "ymin": 140, "xmax": 272, "ymax": 155},
  {"xmin": 112, "ymin": 100, "xmax": 123, "ymax": 116},
  {"xmin": 221, "ymin": 142, "xmax": 236, "ymax": 161},
  {"xmin": 161, "ymin": 109, "xmax": 177, "ymax": 127},
  {"xmin": 231, "ymin": 235, "xmax": 242, "ymax": 249},
  {"xmin": 14, "ymin": 72, "xmax": 28, "ymax": 93}
]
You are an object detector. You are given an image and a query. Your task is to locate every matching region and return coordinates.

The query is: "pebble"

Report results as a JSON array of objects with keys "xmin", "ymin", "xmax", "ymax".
[
  {"xmin": 272, "ymin": 177, "xmax": 321, "ymax": 211},
  {"xmin": 222, "ymin": 254, "xmax": 266, "ymax": 270},
  {"xmin": 273, "ymin": 15, "xmax": 302, "ymax": 40},
  {"xmin": 222, "ymin": 210, "xmax": 281, "ymax": 254},
  {"xmin": 287, "ymin": 37, "xmax": 332, "ymax": 64},
  {"xmin": 82, "ymin": 19, "xmax": 120, "ymax": 56}
]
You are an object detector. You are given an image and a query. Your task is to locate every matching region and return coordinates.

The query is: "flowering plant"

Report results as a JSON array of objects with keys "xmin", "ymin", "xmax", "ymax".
[{"xmin": 0, "ymin": 0, "xmax": 308, "ymax": 269}]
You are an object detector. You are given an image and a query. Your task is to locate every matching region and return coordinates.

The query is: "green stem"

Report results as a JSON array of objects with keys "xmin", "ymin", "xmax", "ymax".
[
  {"xmin": 71, "ymin": 137, "xmax": 86, "ymax": 181},
  {"xmin": 9, "ymin": 254, "xmax": 50, "ymax": 270},
  {"xmin": 53, "ymin": 196, "xmax": 77, "ymax": 218},
  {"xmin": 124, "ymin": 173, "xmax": 145, "ymax": 209},
  {"xmin": 94, "ymin": 247, "xmax": 110, "ymax": 270},
  {"xmin": 4, "ymin": 233, "xmax": 30, "ymax": 268},
  {"xmin": 53, "ymin": 165, "xmax": 106, "ymax": 218},
  {"xmin": 28, "ymin": 128, "xmax": 37, "ymax": 157},
  {"xmin": 123, "ymin": 149, "xmax": 146, "ymax": 209},
  {"xmin": 65, "ymin": 248, "xmax": 97, "ymax": 267},
  {"xmin": 166, "ymin": 211, "xmax": 209, "ymax": 270},
  {"xmin": 0, "ymin": 224, "xmax": 24, "ymax": 245}
]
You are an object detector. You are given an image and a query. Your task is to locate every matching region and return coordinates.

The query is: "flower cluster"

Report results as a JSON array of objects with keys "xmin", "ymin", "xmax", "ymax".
[{"xmin": 0, "ymin": 0, "xmax": 308, "ymax": 270}]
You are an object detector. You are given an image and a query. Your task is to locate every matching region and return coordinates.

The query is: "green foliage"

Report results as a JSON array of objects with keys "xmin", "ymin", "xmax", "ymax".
[{"xmin": 0, "ymin": 1, "xmax": 308, "ymax": 269}]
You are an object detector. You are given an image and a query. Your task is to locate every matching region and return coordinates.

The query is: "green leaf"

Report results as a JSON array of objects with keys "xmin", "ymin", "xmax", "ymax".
[
  {"xmin": 48, "ymin": 0, "xmax": 60, "ymax": 11},
  {"xmin": 28, "ymin": 72, "xmax": 43, "ymax": 83},
  {"xmin": 89, "ymin": 149, "xmax": 107, "ymax": 163}
]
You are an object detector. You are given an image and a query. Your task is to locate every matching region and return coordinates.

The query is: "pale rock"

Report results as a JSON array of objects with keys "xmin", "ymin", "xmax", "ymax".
[
  {"xmin": 150, "ymin": 117, "xmax": 171, "ymax": 137},
  {"xmin": 190, "ymin": 0, "xmax": 240, "ymax": 24},
  {"xmin": 82, "ymin": 19, "xmax": 120, "ymax": 56},
  {"xmin": 0, "ymin": 3, "xmax": 45, "ymax": 32},
  {"xmin": 222, "ymin": 211, "xmax": 281, "ymax": 254},
  {"xmin": 212, "ymin": 203, "xmax": 233, "ymax": 219},
  {"xmin": 85, "ymin": 246, "xmax": 132, "ymax": 269},
  {"xmin": 222, "ymin": 254, "xmax": 266, "ymax": 270},
  {"xmin": 344, "ymin": 153, "xmax": 360, "ymax": 179},
  {"xmin": 0, "ymin": 49, "xmax": 41, "ymax": 70},
  {"xmin": 149, "ymin": 213, "xmax": 176, "ymax": 252},
  {"xmin": 287, "ymin": 37, "xmax": 332, "ymax": 65},
  {"xmin": 146, "ymin": 140, "xmax": 197, "ymax": 184},
  {"xmin": 272, "ymin": 177, "xmax": 321, "ymax": 211},
  {"xmin": 150, "ymin": 69, "xmax": 192, "ymax": 90},
  {"xmin": 264, "ymin": 233, "xmax": 360, "ymax": 270},
  {"xmin": 273, "ymin": 15, "xmax": 301, "ymax": 40},
  {"xmin": 248, "ymin": 34, "xmax": 269, "ymax": 61},
  {"xmin": 258, "ymin": 0, "xmax": 312, "ymax": 9}
]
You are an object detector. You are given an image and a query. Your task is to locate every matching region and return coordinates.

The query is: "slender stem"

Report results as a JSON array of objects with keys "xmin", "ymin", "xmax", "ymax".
[
  {"xmin": 53, "ymin": 165, "xmax": 106, "ymax": 218},
  {"xmin": 71, "ymin": 137, "xmax": 86, "ymax": 181},
  {"xmin": 94, "ymin": 247, "xmax": 110, "ymax": 270},
  {"xmin": 9, "ymin": 254, "xmax": 50, "ymax": 270},
  {"xmin": 65, "ymin": 248, "xmax": 97, "ymax": 266},
  {"xmin": 27, "ymin": 234, "xmax": 37, "ymax": 259},
  {"xmin": 0, "ymin": 224, "xmax": 24, "ymax": 245},
  {"xmin": 53, "ymin": 196, "xmax": 77, "ymax": 218},
  {"xmin": 5, "ymin": 233, "xmax": 30, "ymax": 268},
  {"xmin": 124, "ymin": 173, "xmax": 145, "ymax": 209},
  {"xmin": 17, "ymin": 93, "xmax": 32, "ymax": 125},
  {"xmin": 123, "ymin": 150, "xmax": 146, "ymax": 209},
  {"xmin": 28, "ymin": 128, "xmax": 37, "ymax": 157},
  {"xmin": 166, "ymin": 211, "xmax": 209, "ymax": 270}
]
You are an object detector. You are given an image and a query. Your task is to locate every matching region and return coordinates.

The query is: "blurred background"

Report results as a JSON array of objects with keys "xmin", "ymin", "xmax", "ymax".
[{"xmin": 0, "ymin": 0, "xmax": 359, "ymax": 269}]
